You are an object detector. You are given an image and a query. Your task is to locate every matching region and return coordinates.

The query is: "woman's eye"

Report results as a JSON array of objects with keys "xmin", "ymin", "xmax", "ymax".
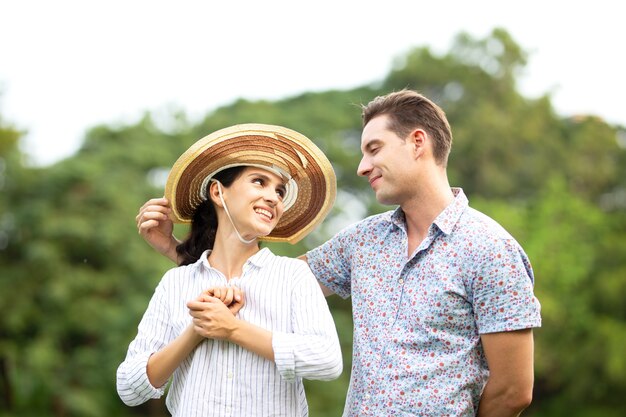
[
  {"xmin": 252, "ymin": 178, "xmax": 264, "ymax": 185},
  {"xmin": 276, "ymin": 189, "xmax": 285, "ymax": 199}
]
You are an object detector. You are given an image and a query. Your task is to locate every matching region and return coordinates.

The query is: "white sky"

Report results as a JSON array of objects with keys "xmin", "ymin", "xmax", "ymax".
[{"xmin": 1, "ymin": 0, "xmax": 625, "ymax": 166}]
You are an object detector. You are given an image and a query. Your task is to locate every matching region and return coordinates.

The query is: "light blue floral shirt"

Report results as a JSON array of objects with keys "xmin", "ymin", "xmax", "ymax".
[{"xmin": 307, "ymin": 188, "xmax": 541, "ymax": 416}]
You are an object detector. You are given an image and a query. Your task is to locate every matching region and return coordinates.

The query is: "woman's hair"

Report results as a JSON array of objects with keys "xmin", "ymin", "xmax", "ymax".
[{"xmin": 176, "ymin": 166, "xmax": 247, "ymax": 266}]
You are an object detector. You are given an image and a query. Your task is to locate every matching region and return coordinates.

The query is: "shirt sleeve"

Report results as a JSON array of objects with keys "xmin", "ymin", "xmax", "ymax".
[
  {"xmin": 116, "ymin": 277, "xmax": 172, "ymax": 406},
  {"xmin": 272, "ymin": 261, "xmax": 343, "ymax": 382},
  {"xmin": 306, "ymin": 223, "xmax": 357, "ymax": 299},
  {"xmin": 472, "ymin": 238, "xmax": 542, "ymax": 334}
]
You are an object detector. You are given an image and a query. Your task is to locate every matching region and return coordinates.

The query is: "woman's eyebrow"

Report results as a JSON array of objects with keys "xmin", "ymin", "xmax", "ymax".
[
  {"xmin": 247, "ymin": 172, "xmax": 270, "ymax": 180},
  {"xmin": 248, "ymin": 171, "xmax": 287, "ymax": 187}
]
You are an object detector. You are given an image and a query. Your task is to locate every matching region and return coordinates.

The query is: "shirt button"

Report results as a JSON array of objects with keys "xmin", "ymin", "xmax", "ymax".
[
  {"xmin": 399, "ymin": 278, "xmax": 404, "ymax": 285},
  {"xmin": 225, "ymin": 406, "xmax": 232, "ymax": 414},
  {"xmin": 365, "ymin": 393, "xmax": 371, "ymax": 400},
  {"xmin": 227, "ymin": 372, "xmax": 234, "ymax": 379}
]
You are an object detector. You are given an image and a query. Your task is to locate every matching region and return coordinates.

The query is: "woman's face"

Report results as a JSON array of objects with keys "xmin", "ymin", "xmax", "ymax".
[{"xmin": 218, "ymin": 167, "xmax": 287, "ymax": 239}]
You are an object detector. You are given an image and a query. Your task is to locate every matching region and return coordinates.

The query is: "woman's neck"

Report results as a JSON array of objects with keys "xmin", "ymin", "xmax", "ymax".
[{"xmin": 208, "ymin": 234, "xmax": 260, "ymax": 280}]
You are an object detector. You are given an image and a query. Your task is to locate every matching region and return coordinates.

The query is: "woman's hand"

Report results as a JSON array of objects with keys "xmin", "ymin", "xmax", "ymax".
[
  {"xmin": 202, "ymin": 286, "xmax": 245, "ymax": 315},
  {"xmin": 187, "ymin": 296, "xmax": 240, "ymax": 341},
  {"xmin": 187, "ymin": 289, "xmax": 274, "ymax": 361}
]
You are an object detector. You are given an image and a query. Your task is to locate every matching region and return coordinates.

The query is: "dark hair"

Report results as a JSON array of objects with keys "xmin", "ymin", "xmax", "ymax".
[
  {"xmin": 362, "ymin": 89, "xmax": 453, "ymax": 166},
  {"xmin": 176, "ymin": 166, "xmax": 247, "ymax": 266}
]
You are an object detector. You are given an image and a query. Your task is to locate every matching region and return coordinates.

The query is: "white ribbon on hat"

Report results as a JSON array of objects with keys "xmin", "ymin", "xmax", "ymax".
[{"xmin": 199, "ymin": 163, "xmax": 298, "ymax": 211}]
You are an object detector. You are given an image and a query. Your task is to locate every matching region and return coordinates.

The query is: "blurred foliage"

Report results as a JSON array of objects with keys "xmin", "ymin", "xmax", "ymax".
[{"xmin": 1, "ymin": 28, "xmax": 625, "ymax": 416}]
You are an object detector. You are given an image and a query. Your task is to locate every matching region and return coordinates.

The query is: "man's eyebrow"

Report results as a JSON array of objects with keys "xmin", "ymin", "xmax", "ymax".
[{"xmin": 363, "ymin": 138, "xmax": 383, "ymax": 152}]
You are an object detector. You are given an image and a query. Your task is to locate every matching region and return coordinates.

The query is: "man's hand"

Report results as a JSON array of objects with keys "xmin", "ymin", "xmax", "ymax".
[{"xmin": 136, "ymin": 197, "xmax": 180, "ymax": 262}]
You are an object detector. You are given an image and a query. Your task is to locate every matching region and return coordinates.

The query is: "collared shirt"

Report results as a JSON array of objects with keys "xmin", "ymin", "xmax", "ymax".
[
  {"xmin": 306, "ymin": 188, "xmax": 541, "ymax": 416},
  {"xmin": 117, "ymin": 248, "xmax": 342, "ymax": 417}
]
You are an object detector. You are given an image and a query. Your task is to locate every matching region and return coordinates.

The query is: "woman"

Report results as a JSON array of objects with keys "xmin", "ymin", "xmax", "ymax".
[{"xmin": 117, "ymin": 124, "xmax": 342, "ymax": 417}]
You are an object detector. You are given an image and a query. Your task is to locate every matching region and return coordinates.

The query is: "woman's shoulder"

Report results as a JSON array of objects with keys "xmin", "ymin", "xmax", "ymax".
[
  {"xmin": 159, "ymin": 260, "xmax": 203, "ymax": 286},
  {"xmin": 258, "ymin": 248, "xmax": 308, "ymax": 269},
  {"xmin": 253, "ymin": 250, "xmax": 313, "ymax": 284}
]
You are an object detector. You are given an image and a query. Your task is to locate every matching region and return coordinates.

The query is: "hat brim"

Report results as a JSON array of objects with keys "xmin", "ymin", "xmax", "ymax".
[{"xmin": 165, "ymin": 123, "xmax": 336, "ymax": 244}]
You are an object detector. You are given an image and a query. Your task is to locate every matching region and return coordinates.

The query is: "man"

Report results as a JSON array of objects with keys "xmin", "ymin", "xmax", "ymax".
[{"xmin": 136, "ymin": 90, "xmax": 541, "ymax": 416}]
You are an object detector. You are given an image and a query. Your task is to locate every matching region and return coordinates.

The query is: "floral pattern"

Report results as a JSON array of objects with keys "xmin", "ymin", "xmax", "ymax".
[{"xmin": 307, "ymin": 189, "xmax": 541, "ymax": 416}]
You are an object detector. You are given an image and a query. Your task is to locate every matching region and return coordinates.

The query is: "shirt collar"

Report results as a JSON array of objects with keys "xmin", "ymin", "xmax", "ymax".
[
  {"xmin": 199, "ymin": 247, "xmax": 272, "ymax": 271},
  {"xmin": 246, "ymin": 247, "xmax": 272, "ymax": 268},
  {"xmin": 389, "ymin": 187, "xmax": 468, "ymax": 235},
  {"xmin": 433, "ymin": 188, "xmax": 468, "ymax": 235}
]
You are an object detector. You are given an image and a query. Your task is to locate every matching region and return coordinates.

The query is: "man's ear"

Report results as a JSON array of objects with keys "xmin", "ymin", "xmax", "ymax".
[{"xmin": 409, "ymin": 129, "xmax": 428, "ymax": 159}]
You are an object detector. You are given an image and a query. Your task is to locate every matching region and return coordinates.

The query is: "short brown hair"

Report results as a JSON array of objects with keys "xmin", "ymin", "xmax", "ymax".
[{"xmin": 362, "ymin": 89, "xmax": 453, "ymax": 166}]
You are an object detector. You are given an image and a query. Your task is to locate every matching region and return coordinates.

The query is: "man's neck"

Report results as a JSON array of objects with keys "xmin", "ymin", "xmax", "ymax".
[{"xmin": 401, "ymin": 178, "xmax": 454, "ymax": 256}]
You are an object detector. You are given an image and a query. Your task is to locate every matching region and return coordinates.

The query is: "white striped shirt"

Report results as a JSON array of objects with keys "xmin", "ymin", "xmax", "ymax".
[{"xmin": 117, "ymin": 248, "xmax": 342, "ymax": 417}]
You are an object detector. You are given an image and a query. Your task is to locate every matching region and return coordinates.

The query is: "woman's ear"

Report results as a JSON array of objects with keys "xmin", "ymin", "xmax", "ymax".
[{"xmin": 208, "ymin": 181, "xmax": 224, "ymax": 208}]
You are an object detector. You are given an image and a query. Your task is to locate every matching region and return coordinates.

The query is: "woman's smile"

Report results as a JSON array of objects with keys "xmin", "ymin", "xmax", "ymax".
[{"xmin": 254, "ymin": 207, "xmax": 274, "ymax": 222}]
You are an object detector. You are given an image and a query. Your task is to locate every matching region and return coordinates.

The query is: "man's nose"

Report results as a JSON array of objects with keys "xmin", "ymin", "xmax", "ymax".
[{"xmin": 357, "ymin": 156, "xmax": 371, "ymax": 177}]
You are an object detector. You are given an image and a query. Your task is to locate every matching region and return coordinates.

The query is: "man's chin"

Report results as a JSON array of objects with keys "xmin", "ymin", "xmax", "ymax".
[{"xmin": 375, "ymin": 192, "xmax": 398, "ymax": 206}]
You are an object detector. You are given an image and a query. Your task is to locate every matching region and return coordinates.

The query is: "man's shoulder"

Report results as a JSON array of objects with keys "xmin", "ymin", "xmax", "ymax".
[
  {"xmin": 318, "ymin": 209, "xmax": 396, "ymax": 250},
  {"xmin": 460, "ymin": 206, "xmax": 516, "ymax": 241},
  {"xmin": 353, "ymin": 209, "xmax": 396, "ymax": 230}
]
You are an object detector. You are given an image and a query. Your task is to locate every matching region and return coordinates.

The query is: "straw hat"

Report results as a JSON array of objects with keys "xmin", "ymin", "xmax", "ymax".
[{"xmin": 165, "ymin": 123, "xmax": 336, "ymax": 244}]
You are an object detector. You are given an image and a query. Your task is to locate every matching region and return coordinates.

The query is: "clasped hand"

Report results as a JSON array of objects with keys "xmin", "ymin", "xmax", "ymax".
[{"xmin": 187, "ymin": 286, "xmax": 245, "ymax": 341}]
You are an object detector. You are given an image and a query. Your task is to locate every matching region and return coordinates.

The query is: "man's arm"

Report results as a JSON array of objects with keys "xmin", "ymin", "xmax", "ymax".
[
  {"xmin": 136, "ymin": 199, "xmax": 341, "ymax": 298},
  {"xmin": 136, "ymin": 199, "xmax": 338, "ymax": 299},
  {"xmin": 135, "ymin": 200, "xmax": 325, "ymax": 278},
  {"xmin": 298, "ymin": 254, "xmax": 335, "ymax": 297},
  {"xmin": 477, "ymin": 329, "xmax": 535, "ymax": 417}
]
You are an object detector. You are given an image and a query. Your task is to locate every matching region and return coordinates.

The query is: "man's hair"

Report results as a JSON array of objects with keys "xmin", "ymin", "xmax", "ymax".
[{"xmin": 361, "ymin": 89, "xmax": 453, "ymax": 166}]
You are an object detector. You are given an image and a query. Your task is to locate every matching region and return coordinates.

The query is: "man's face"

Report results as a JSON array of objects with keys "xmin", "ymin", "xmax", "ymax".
[{"xmin": 358, "ymin": 115, "xmax": 414, "ymax": 205}]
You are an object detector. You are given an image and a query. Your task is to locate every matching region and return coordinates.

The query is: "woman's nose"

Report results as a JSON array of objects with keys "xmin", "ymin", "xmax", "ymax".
[{"xmin": 264, "ymin": 189, "xmax": 279, "ymax": 206}]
